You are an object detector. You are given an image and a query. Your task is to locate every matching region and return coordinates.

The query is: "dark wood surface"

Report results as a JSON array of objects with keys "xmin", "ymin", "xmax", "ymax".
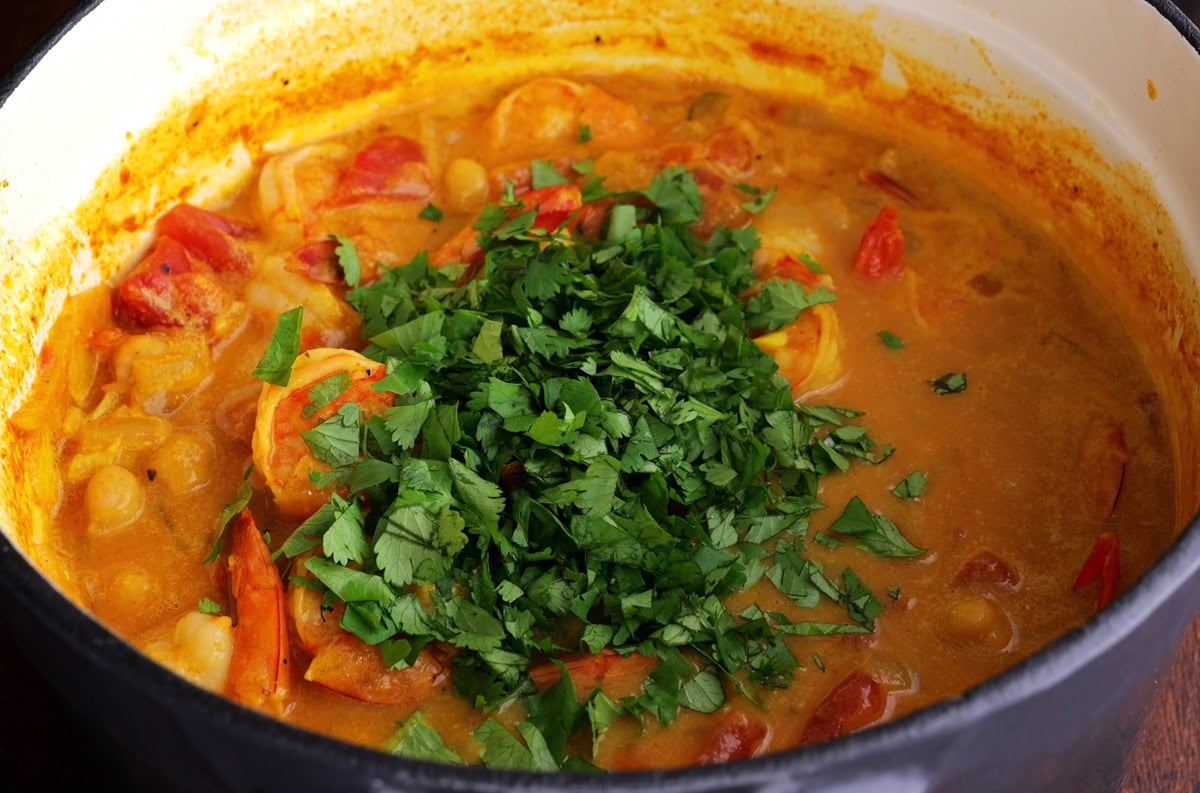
[{"xmin": 2, "ymin": 1, "xmax": 1199, "ymax": 791}]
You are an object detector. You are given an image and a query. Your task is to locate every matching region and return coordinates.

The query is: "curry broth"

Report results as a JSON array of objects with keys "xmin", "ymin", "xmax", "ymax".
[{"xmin": 11, "ymin": 74, "xmax": 1174, "ymax": 769}]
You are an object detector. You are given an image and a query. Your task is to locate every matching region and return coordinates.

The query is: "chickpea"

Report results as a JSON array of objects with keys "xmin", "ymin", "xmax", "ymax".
[
  {"xmin": 443, "ymin": 158, "xmax": 489, "ymax": 211},
  {"xmin": 85, "ymin": 464, "xmax": 145, "ymax": 536},
  {"xmin": 148, "ymin": 432, "xmax": 215, "ymax": 495},
  {"xmin": 112, "ymin": 333, "xmax": 168, "ymax": 384},
  {"xmin": 101, "ymin": 566, "xmax": 160, "ymax": 622},
  {"xmin": 944, "ymin": 596, "xmax": 1014, "ymax": 651},
  {"xmin": 144, "ymin": 612, "xmax": 233, "ymax": 693},
  {"xmin": 171, "ymin": 611, "xmax": 234, "ymax": 692}
]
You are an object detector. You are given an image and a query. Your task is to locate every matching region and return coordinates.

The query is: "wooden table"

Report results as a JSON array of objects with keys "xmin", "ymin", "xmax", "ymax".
[{"xmin": 2, "ymin": 1, "xmax": 1199, "ymax": 791}]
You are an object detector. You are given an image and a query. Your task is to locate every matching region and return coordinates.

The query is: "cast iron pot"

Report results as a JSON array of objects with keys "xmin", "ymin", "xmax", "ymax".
[{"xmin": 1, "ymin": 1, "xmax": 1198, "ymax": 791}]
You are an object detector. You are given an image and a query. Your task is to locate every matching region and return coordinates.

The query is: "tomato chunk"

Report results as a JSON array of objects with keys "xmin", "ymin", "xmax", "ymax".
[
  {"xmin": 697, "ymin": 711, "xmax": 769, "ymax": 764},
  {"xmin": 156, "ymin": 203, "xmax": 256, "ymax": 273},
  {"xmin": 1074, "ymin": 532, "xmax": 1121, "ymax": 611},
  {"xmin": 334, "ymin": 135, "xmax": 434, "ymax": 203},
  {"xmin": 523, "ymin": 184, "xmax": 584, "ymax": 232},
  {"xmin": 287, "ymin": 239, "xmax": 342, "ymax": 284},
  {"xmin": 851, "ymin": 204, "xmax": 905, "ymax": 280},
  {"xmin": 115, "ymin": 237, "xmax": 233, "ymax": 332},
  {"xmin": 801, "ymin": 671, "xmax": 886, "ymax": 746}
]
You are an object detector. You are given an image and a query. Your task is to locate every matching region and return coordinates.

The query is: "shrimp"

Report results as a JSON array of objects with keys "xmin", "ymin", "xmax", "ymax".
[
  {"xmin": 243, "ymin": 254, "xmax": 361, "ymax": 349},
  {"xmin": 750, "ymin": 249, "xmax": 843, "ymax": 400},
  {"xmin": 226, "ymin": 510, "xmax": 291, "ymax": 716},
  {"xmin": 252, "ymin": 348, "xmax": 394, "ymax": 520},
  {"xmin": 528, "ymin": 649, "xmax": 659, "ymax": 702},
  {"xmin": 487, "ymin": 78, "xmax": 653, "ymax": 158},
  {"xmin": 430, "ymin": 184, "xmax": 585, "ymax": 271},
  {"xmin": 755, "ymin": 304, "xmax": 844, "ymax": 399},
  {"xmin": 288, "ymin": 557, "xmax": 452, "ymax": 706},
  {"xmin": 256, "ymin": 142, "xmax": 350, "ymax": 242}
]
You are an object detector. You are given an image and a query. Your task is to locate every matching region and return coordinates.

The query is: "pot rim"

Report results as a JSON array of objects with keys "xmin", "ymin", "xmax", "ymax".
[{"xmin": 1, "ymin": 0, "xmax": 1198, "ymax": 789}]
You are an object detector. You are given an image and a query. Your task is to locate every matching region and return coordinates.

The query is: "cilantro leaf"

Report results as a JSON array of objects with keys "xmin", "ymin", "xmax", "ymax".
[
  {"xmin": 302, "ymin": 372, "xmax": 351, "ymax": 420},
  {"xmin": 891, "ymin": 470, "xmax": 928, "ymax": 500},
  {"xmin": 746, "ymin": 280, "xmax": 837, "ymax": 333},
  {"xmin": 332, "ymin": 234, "xmax": 362, "ymax": 288},
  {"xmin": 679, "ymin": 668, "xmax": 725, "ymax": 713},
  {"xmin": 878, "ymin": 330, "xmax": 905, "ymax": 350},
  {"xmin": 828, "ymin": 496, "xmax": 925, "ymax": 557},
  {"xmin": 322, "ymin": 494, "xmax": 371, "ymax": 566},
  {"xmin": 253, "ymin": 306, "xmax": 303, "ymax": 385},
  {"xmin": 301, "ymin": 404, "xmax": 362, "ymax": 467},
  {"xmin": 388, "ymin": 712, "xmax": 464, "ymax": 764},
  {"xmin": 641, "ymin": 166, "xmax": 702, "ymax": 224},
  {"xmin": 202, "ymin": 471, "xmax": 253, "ymax": 564},
  {"xmin": 531, "ymin": 160, "xmax": 570, "ymax": 190},
  {"xmin": 740, "ymin": 185, "xmax": 777, "ymax": 215},
  {"xmin": 931, "ymin": 372, "xmax": 968, "ymax": 394}
]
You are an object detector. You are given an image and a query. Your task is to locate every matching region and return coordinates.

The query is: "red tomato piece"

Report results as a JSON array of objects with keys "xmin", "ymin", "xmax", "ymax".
[
  {"xmin": 157, "ymin": 203, "xmax": 256, "ymax": 273},
  {"xmin": 954, "ymin": 551, "xmax": 1019, "ymax": 589},
  {"xmin": 115, "ymin": 236, "xmax": 232, "ymax": 331},
  {"xmin": 1073, "ymin": 532, "xmax": 1121, "ymax": 611},
  {"xmin": 523, "ymin": 184, "xmax": 584, "ymax": 232},
  {"xmin": 287, "ymin": 239, "xmax": 342, "ymax": 284},
  {"xmin": 697, "ymin": 711, "xmax": 769, "ymax": 764},
  {"xmin": 334, "ymin": 135, "xmax": 434, "ymax": 203},
  {"xmin": 801, "ymin": 671, "xmax": 886, "ymax": 746},
  {"xmin": 851, "ymin": 204, "xmax": 905, "ymax": 280}
]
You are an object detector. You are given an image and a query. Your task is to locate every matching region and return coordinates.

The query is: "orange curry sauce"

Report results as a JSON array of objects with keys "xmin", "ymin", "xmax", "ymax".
[{"xmin": 11, "ymin": 75, "xmax": 1174, "ymax": 769}]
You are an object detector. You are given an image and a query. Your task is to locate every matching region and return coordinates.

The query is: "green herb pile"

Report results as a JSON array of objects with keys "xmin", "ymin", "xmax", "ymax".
[{"xmin": 254, "ymin": 166, "xmax": 924, "ymax": 768}]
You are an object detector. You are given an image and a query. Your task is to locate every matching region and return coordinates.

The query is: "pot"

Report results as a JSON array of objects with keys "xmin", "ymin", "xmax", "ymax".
[{"xmin": 1, "ymin": 1, "xmax": 1198, "ymax": 791}]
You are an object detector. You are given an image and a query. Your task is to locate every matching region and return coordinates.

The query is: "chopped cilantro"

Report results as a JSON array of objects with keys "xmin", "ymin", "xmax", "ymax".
[
  {"xmin": 198, "ymin": 598, "xmax": 224, "ymax": 615},
  {"xmin": 798, "ymin": 252, "xmax": 826, "ymax": 275},
  {"xmin": 828, "ymin": 496, "xmax": 924, "ymax": 557},
  {"xmin": 740, "ymin": 185, "xmax": 777, "ymax": 215},
  {"xmin": 814, "ymin": 531, "xmax": 842, "ymax": 549},
  {"xmin": 687, "ymin": 91, "xmax": 728, "ymax": 121},
  {"xmin": 202, "ymin": 469, "xmax": 253, "ymax": 564},
  {"xmin": 931, "ymin": 372, "xmax": 968, "ymax": 394},
  {"xmin": 301, "ymin": 404, "xmax": 362, "ymax": 467},
  {"xmin": 878, "ymin": 330, "xmax": 905, "ymax": 350},
  {"xmin": 419, "ymin": 203, "xmax": 445, "ymax": 222},
  {"xmin": 389, "ymin": 712, "xmax": 464, "ymax": 764},
  {"xmin": 332, "ymin": 234, "xmax": 362, "ymax": 287},
  {"xmin": 577, "ymin": 124, "xmax": 592, "ymax": 143},
  {"xmin": 269, "ymin": 165, "xmax": 926, "ymax": 767},
  {"xmin": 302, "ymin": 372, "xmax": 351, "ymax": 420},
  {"xmin": 252, "ymin": 306, "xmax": 303, "ymax": 386},
  {"xmin": 531, "ymin": 159, "xmax": 569, "ymax": 190},
  {"xmin": 891, "ymin": 470, "xmax": 928, "ymax": 500}
]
